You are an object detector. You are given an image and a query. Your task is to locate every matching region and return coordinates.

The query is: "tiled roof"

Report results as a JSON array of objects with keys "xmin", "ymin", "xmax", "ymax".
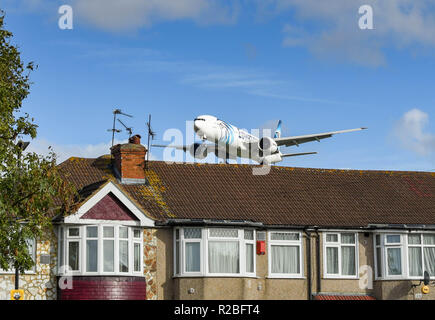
[
  {"xmin": 58, "ymin": 156, "xmax": 435, "ymax": 227},
  {"xmin": 314, "ymin": 294, "xmax": 376, "ymax": 300}
]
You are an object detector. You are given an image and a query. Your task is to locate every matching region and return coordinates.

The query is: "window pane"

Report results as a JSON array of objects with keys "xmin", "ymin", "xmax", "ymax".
[
  {"xmin": 423, "ymin": 247, "xmax": 435, "ymax": 277},
  {"xmin": 386, "ymin": 235, "xmax": 401, "ymax": 244},
  {"xmin": 409, "ymin": 247, "xmax": 422, "ymax": 277},
  {"xmin": 326, "ymin": 234, "xmax": 338, "ymax": 243},
  {"xmin": 244, "ymin": 230, "xmax": 254, "ymax": 240},
  {"xmin": 271, "ymin": 233, "xmax": 299, "ymax": 241},
  {"xmin": 209, "ymin": 228, "xmax": 237, "ymax": 238},
  {"xmin": 175, "ymin": 229, "xmax": 180, "ymax": 240},
  {"xmin": 246, "ymin": 243, "xmax": 254, "ymax": 273},
  {"xmin": 208, "ymin": 241, "xmax": 239, "ymax": 273},
  {"xmin": 119, "ymin": 227, "xmax": 128, "ymax": 239},
  {"xmin": 185, "ymin": 242, "xmax": 201, "ymax": 272},
  {"xmin": 341, "ymin": 246, "xmax": 356, "ymax": 276},
  {"xmin": 69, "ymin": 228, "xmax": 79, "ymax": 237},
  {"xmin": 103, "ymin": 240, "xmax": 114, "ymax": 272},
  {"xmin": 119, "ymin": 240, "xmax": 129, "ymax": 272},
  {"xmin": 376, "ymin": 247, "xmax": 382, "ymax": 277},
  {"xmin": 387, "ymin": 248, "xmax": 402, "ymax": 275},
  {"xmin": 134, "ymin": 243, "xmax": 141, "ymax": 272},
  {"xmin": 408, "ymin": 234, "xmax": 421, "ymax": 245},
  {"xmin": 103, "ymin": 226, "xmax": 114, "ymax": 238},
  {"xmin": 271, "ymin": 245, "xmax": 300, "ymax": 274},
  {"xmin": 86, "ymin": 240, "xmax": 98, "ymax": 272},
  {"xmin": 326, "ymin": 247, "xmax": 339, "ymax": 274},
  {"xmin": 184, "ymin": 228, "xmax": 202, "ymax": 239},
  {"xmin": 423, "ymin": 234, "xmax": 435, "ymax": 245},
  {"xmin": 68, "ymin": 242, "xmax": 79, "ymax": 271},
  {"xmin": 87, "ymin": 226, "xmax": 98, "ymax": 238},
  {"xmin": 133, "ymin": 230, "xmax": 141, "ymax": 239},
  {"xmin": 341, "ymin": 233, "xmax": 355, "ymax": 244}
]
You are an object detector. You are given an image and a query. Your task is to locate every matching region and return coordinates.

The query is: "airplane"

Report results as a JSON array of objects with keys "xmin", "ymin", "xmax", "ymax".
[{"xmin": 153, "ymin": 115, "xmax": 367, "ymax": 165}]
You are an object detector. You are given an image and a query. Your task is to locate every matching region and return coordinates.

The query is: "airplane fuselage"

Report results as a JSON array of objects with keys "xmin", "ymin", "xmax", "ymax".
[{"xmin": 194, "ymin": 115, "xmax": 280, "ymax": 163}]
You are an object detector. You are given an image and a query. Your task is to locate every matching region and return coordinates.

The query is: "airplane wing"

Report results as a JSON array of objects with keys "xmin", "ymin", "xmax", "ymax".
[
  {"xmin": 274, "ymin": 127, "xmax": 367, "ymax": 147},
  {"xmin": 152, "ymin": 144, "xmax": 188, "ymax": 152},
  {"xmin": 152, "ymin": 143, "xmax": 217, "ymax": 152}
]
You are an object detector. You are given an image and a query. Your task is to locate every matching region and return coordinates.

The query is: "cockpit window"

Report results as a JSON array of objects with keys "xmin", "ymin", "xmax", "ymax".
[{"xmin": 194, "ymin": 118, "xmax": 206, "ymax": 121}]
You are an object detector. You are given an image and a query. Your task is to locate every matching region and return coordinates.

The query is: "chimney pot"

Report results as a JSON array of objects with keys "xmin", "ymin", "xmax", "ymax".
[{"xmin": 129, "ymin": 134, "xmax": 141, "ymax": 145}]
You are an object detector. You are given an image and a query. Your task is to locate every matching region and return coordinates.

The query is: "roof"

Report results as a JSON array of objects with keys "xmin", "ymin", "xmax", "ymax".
[
  {"xmin": 313, "ymin": 294, "xmax": 376, "ymax": 300},
  {"xmin": 58, "ymin": 156, "xmax": 435, "ymax": 227}
]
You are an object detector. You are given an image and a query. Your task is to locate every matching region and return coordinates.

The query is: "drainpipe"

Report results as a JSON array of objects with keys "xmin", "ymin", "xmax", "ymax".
[
  {"xmin": 315, "ymin": 229, "xmax": 321, "ymax": 294},
  {"xmin": 304, "ymin": 230, "xmax": 312, "ymax": 300}
]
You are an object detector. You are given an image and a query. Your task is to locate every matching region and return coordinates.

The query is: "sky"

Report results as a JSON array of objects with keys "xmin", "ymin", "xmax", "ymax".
[{"xmin": 2, "ymin": 0, "xmax": 435, "ymax": 171}]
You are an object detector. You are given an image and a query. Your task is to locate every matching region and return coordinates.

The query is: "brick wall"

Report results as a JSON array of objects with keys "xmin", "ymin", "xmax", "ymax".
[
  {"xmin": 111, "ymin": 143, "xmax": 146, "ymax": 181},
  {"xmin": 57, "ymin": 276, "xmax": 146, "ymax": 300}
]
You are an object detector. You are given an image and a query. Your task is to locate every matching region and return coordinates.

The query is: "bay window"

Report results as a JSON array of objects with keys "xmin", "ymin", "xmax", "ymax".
[
  {"xmin": 408, "ymin": 234, "xmax": 435, "ymax": 278},
  {"xmin": 173, "ymin": 227, "xmax": 256, "ymax": 277},
  {"xmin": 374, "ymin": 232, "xmax": 435, "ymax": 279},
  {"xmin": 59, "ymin": 225, "xmax": 143, "ymax": 276},
  {"xmin": 268, "ymin": 231, "xmax": 303, "ymax": 278},
  {"xmin": 323, "ymin": 232, "xmax": 358, "ymax": 278}
]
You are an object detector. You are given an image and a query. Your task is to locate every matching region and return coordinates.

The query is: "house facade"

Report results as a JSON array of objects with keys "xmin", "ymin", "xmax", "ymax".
[{"xmin": 1, "ymin": 135, "xmax": 434, "ymax": 300}]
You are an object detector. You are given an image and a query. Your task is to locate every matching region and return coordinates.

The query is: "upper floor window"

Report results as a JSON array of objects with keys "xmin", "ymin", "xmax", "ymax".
[
  {"xmin": 374, "ymin": 233, "xmax": 435, "ymax": 279},
  {"xmin": 268, "ymin": 231, "xmax": 303, "ymax": 278},
  {"xmin": 58, "ymin": 225, "xmax": 143, "ymax": 276},
  {"xmin": 173, "ymin": 227, "xmax": 256, "ymax": 277},
  {"xmin": 323, "ymin": 232, "xmax": 358, "ymax": 278}
]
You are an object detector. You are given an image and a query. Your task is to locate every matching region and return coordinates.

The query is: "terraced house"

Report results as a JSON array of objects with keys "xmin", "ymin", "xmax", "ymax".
[{"xmin": 1, "ymin": 135, "xmax": 434, "ymax": 300}]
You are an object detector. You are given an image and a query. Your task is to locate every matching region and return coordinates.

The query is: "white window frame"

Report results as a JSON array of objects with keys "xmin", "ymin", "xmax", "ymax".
[
  {"xmin": 244, "ymin": 229, "xmax": 256, "ymax": 276},
  {"xmin": 323, "ymin": 232, "xmax": 359, "ymax": 279},
  {"xmin": 373, "ymin": 233, "xmax": 405, "ymax": 280},
  {"xmin": 268, "ymin": 230, "xmax": 304, "ymax": 279},
  {"xmin": 58, "ymin": 224, "xmax": 144, "ymax": 276},
  {"xmin": 407, "ymin": 233, "xmax": 435, "ymax": 280},
  {"xmin": 373, "ymin": 231, "xmax": 435, "ymax": 280},
  {"xmin": 181, "ymin": 227, "xmax": 203, "ymax": 276},
  {"xmin": 173, "ymin": 227, "xmax": 256, "ymax": 278}
]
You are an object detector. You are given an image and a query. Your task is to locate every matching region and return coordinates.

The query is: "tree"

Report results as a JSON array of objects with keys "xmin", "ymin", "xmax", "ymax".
[{"xmin": 0, "ymin": 11, "xmax": 73, "ymax": 273}]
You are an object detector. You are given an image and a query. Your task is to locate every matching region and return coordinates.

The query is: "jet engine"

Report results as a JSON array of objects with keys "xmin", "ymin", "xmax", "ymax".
[
  {"xmin": 259, "ymin": 136, "xmax": 278, "ymax": 155},
  {"xmin": 189, "ymin": 143, "xmax": 208, "ymax": 159}
]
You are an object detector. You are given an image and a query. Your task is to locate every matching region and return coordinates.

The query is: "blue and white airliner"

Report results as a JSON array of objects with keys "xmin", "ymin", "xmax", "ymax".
[{"xmin": 153, "ymin": 115, "xmax": 367, "ymax": 165}]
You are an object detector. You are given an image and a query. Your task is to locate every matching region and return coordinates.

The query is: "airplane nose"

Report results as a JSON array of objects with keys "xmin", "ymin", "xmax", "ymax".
[{"xmin": 194, "ymin": 120, "xmax": 204, "ymax": 132}]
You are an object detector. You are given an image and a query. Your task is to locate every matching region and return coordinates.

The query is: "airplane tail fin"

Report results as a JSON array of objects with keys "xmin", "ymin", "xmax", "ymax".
[{"xmin": 274, "ymin": 120, "xmax": 282, "ymax": 139}]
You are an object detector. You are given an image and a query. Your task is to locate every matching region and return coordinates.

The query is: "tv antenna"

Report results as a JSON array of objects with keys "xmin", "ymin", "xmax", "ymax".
[
  {"xmin": 145, "ymin": 114, "xmax": 156, "ymax": 169},
  {"xmin": 108, "ymin": 109, "xmax": 133, "ymax": 149},
  {"xmin": 118, "ymin": 119, "xmax": 133, "ymax": 138}
]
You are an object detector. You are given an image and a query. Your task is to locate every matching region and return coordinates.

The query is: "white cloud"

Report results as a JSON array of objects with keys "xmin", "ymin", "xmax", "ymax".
[
  {"xmin": 26, "ymin": 138, "xmax": 156, "ymax": 164},
  {"xmin": 260, "ymin": 0, "xmax": 435, "ymax": 66},
  {"xmin": 72, "ymin": 0, "xmax": 239, "ymax": 31},
  {"xmin": 393, "ymin": 108, "xmax": 435, "ymax": 155}
]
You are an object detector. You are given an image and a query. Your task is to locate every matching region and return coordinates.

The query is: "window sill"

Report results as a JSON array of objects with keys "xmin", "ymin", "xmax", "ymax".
[
  {"xmin": 266, "ymin": 275, "xmax": 306, "ymax": 279},
  {"xmin": 323, "ymin": 276, "xmax": 359, "ymax": 280},
  {"xmin": 173, "ymin": 274, "xmax": 259, "ymax": 279}
]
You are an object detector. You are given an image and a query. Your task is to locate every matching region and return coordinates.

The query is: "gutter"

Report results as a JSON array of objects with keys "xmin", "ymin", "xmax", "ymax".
[{"xmin": 156, "ymin": 219, "xmax": 264, "ymax": 228}]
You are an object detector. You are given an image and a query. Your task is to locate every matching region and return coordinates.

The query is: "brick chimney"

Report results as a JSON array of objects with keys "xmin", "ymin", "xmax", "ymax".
[{"xmin": 111, "ymin": 134, "xmax": 147, "ymax": 184}]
